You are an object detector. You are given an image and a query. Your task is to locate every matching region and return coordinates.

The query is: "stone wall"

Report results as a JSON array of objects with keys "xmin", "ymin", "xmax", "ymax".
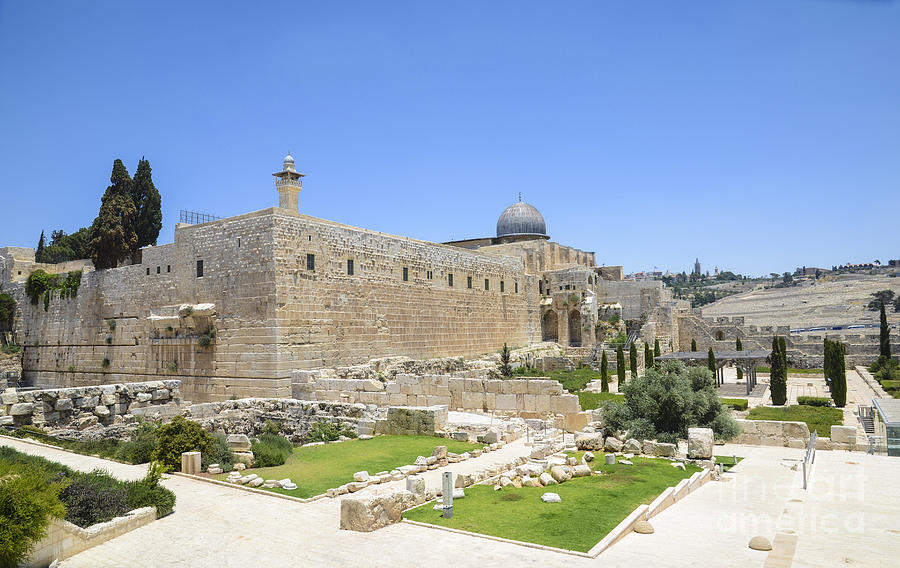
[
  {"xmin": 26, "ymin": 507, "xmax": 157, "ymax": 568},
  {"xmin": 0, "ymin": 380, "xmax": 181, "ymax": 428},
  {"xmin": 292, "ymin": 371, "xmax": 581, "ymax": 416},
  {"xmin": 6, "ymin": 208, "xmax": 544, "ymax": 401}
]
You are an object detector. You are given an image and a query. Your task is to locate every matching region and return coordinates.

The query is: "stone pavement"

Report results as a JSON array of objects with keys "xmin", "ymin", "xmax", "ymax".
[{"xmin": 3, "ymin": 436, "xmax": 897, "ymax": 567}]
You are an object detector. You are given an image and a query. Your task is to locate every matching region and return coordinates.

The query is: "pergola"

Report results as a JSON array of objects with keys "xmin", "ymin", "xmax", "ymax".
[{"xmin": 655, "ymin": 349, "xmax": 771, "ymax": 396}]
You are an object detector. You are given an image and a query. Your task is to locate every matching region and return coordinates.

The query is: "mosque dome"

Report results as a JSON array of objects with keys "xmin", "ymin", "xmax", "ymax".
[{"xmin": 496, "ymin": 201, "xmax": 547, "ymax": 238}]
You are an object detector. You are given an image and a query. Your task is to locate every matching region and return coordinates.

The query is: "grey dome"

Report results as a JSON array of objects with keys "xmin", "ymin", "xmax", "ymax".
[{"xmin": 496, "ymin": 201, "xmax": 547, "ymax": 238}]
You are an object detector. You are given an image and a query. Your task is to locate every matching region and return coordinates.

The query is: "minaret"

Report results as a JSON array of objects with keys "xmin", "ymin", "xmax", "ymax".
[{"xmin": 272, "ymin": 153, "xmax": 305, "ymax": 212}]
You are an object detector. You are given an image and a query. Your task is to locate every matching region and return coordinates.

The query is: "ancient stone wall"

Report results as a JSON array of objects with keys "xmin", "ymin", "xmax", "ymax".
[
  {"xmin": 271, "ymin": 210, "xmax": 534, "ymax": 372},
  {"xmin": 474, "ymin": 240, "xmax": 595, "ymax": 274},
  {"xmin": 0, "ymin": 380, "xmax": 181, "ymax": 428},
  {"xmin": 291, "ymin": 371, "xmax": 581, "ymax": 416}
]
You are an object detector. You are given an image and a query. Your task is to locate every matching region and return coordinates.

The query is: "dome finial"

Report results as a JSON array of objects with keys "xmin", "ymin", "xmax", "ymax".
[{"xmin": 518, "ymin": 192, "xmax": 522, "ymax": 202}]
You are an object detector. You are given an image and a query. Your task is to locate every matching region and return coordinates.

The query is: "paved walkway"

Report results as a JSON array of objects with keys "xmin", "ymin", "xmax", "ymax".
[{"xmin": 3, "ymin": 437, "xmax": 896, "ymax": 567}]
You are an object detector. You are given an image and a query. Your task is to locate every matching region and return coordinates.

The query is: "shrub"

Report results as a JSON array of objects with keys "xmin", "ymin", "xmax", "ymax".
[
  {"xmin": 201, "ymin": 433, "xmax": 234, "ymax": 471},
  {"xmin": 797, "ymin": 396, "xmax": 832, "ymax": 407},
  {"xmin": 101, "ymin": 357, "xmax": 110, "ymax": 368},
  {"xmin": 0, "ymin": 344, "xmax": 21, "ymax": 355},
  {"xmin": 152, "ymin": 416, "xmax": 214, "ymax": 471},
  {"xmin": 250, "ymin": 434, "xmax": 294, "ymax": 467},
  {"xmin": 0, "ymin": 463, "xmax": 66, "ymax": 567},
  {"xmin": 720, "ymin": 398, "xmax": 748, "ymax": 411},
  {"xmin": 601, "ymin": 360, "xmax": 737, "ymax": 441},
  {"xmin": 306, "ymin": 420, "xmax": 357, "ymax": 443},
  {"xmin": 115, "ymin": 422, "xmax": 159, "ymax": 464},
  {"xmin": 24, "ymin": 269, "xmax": 54, "ymax": 305},
  {"xmin": 59, "ymin": 471, "xmax": 130, "ymax": 527}
]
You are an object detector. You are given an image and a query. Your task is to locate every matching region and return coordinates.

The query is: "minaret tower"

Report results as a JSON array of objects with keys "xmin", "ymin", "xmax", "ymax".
[{"xmin": 272, "ymin": 153, "xmax": 305, "ymax": 212}]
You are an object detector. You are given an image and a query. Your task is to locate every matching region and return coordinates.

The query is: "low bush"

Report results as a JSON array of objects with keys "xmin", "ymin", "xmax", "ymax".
[
  {"xmin": 720, "ymin": 398, "xmax": 748, "ymax": 411},
  {"xmin": 797, "ymin": 396, "xmax": 832, "ymax": 407},
  {"xmin": 250, "ymin": 434, "xmax": 294, "ymax": 467},
  {"xmin": 152, "ymin": 416, "xmax": 214, "ymax": 471},
  {"xmin": 114, "ymin": 422, "xmax": 159, "ymax": 464},
  {"xmin": 201, "ymin": 433, "xmax": 234, "ymax": 471},
  {"xmin": 305, "ymin": 420, "xmax": 357, "ymax": 443},
  {"xmin": 60, "ymin": 472, "xmax": 130, "ymax": 527},
  {"xmin": 0, "ymin": 461, "xmax": 66, "ymax": 567}
]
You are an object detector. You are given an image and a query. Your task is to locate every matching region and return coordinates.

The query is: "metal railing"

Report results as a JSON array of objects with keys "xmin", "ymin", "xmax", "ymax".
[
  {"xmin": 179, "ymin": 210, "xmax": 221, "ymax": 225},
  {"xmin": 802, "ymin": 430, "xmax": 818, "ymax": 489}
]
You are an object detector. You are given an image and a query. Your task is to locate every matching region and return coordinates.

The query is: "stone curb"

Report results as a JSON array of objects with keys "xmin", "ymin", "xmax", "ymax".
[{"xmin": 172, "ymin": 472, "xmax": 326, "ymax": 504}]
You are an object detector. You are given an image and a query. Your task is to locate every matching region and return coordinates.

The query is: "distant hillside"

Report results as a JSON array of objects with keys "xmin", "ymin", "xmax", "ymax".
[{"xmin": 701, "ymin": 273, "xmax": 900, "ymax": 328}]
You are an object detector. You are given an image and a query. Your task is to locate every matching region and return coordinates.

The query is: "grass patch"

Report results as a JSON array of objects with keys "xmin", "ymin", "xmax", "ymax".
[
  {"xmin": 714, "ymin": 455, "xmax": 744, "ymax": 473},
  {"xmin": 720, "ymin": 397, "xmax": 748, "ymax": 411},
  {"xmin": 576, "ymin": 391, "xmax": 623, "ymax": 410},
  {"xmin": 514, "ymin": 367, "xmax": 600, "ymax": 391},
  {"xmin": 404, "ymin": 456, "xmax": 699, "ymax": 553},
  {"xmin": 756, "ymin": 366, "xmax": 823, "ymax": 375},
  {"xmin": 214, "ymin": 435, "xmax": 479, "ymax": 498},
  {"xmin": 747, "ymin": 405, "xmax": 843, "ymax": 436}
]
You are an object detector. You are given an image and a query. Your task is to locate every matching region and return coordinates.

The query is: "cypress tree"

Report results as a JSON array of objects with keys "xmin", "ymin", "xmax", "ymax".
[
  {"xmin": 880, "ymin": 302, "xmax": 891, "ymax": 359},
  {"xmin": 600, "ymin": 350, "xmax": 609, "ymax": 392},
  {"xmin": 707, "ymin": 347, "xmax": 716, "ymax": 375},
  {"xmin": 654, "ymin": 338, "xmax": 661, "ymax": 357},
  {"xmin": 770, "ymin": 336, "xmax": 787, "ymax": 405},
  {"xmin": 736, "ymin": 337, "xmax": 743, "ymax": 381},
  {"xmin": 644, "ymin": 342, "xmax": 653, "ymax": 369},
  {"xmin": 616, "ymin": 344, "xmax": 626, "ymax": 385},
  {"xmin": 36, "ymin": 231, "xmax": 47, "ymax": 263},
  {"xmin": 832, "ymin": 341, "xmax": 847, "ymax": 408},
  {"xmin": 131, "ymin": 157, "xmax": 163, "ymax": 249},
  {"xmin": 89, "ymin": 160, "xmax": 137, "ymax": 269},
  {"xmin": 823, "ymin": 338, "xmax": 833, "ymax": 389},
  {"xmin": 691, "ymin": 338, "xmax": 697, "ymax": 352},
  {"xmin": 629, "ymin": 344, "xmax": 638, "ymax": 378}
]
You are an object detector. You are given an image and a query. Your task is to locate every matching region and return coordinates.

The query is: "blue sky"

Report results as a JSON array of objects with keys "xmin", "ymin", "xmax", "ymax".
[{"xmin": 1, "ymin": 1, "xmax": 898, "ymax": 276}]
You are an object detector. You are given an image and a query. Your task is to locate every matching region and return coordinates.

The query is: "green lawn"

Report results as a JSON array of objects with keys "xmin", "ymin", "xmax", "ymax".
[
  {"xmin": 714, "ymin": 455, "xmax": 744, "ymax": 472},
  {"xmin": 214, "ymin": 435, "xmax": 479, "ymax": 498},
  {"xmin": 513, "ymin": 367, "xmax": 601, "ymax": 391},
  {"xmin": 576, "ymin": 391, "xmax": 624, "ymax": 410},
  {"xmin": 404, "ymin": 456, "xmax": 699, "ymax": 553},
  {"xmin": 747, "ymin": 405, "xmax": 843, "ymax": 436}
]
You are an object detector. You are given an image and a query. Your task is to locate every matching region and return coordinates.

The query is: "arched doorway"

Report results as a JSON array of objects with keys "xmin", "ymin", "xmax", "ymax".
[
  {"xmin": 542, "ymin": 310, "xmax": 558, "ymax": 342},
  {"xmin": 568, "ymin": 310, "xmax": 582, "ymax": 347}
]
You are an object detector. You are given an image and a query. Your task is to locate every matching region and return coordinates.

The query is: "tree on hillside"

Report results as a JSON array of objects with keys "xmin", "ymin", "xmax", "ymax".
[
  {"xmin": 616, "ymin": 344, "xmax": 626, "ymax": 385},
  {"xmin": 691, "ymin": 338, "xmax": 697, "ymax": 352},
  {"xmin": 654, "ymin": 338, "xmax": 661, "ymax": 357},
  {"xmin": 629, "ymin": 344, "xmax": 638, "ymax": 377},
  {"xmin": 89, "ymin": 160, "xmax": 138, "ymax": 269},
  {"xmin": 736, "ymin": 337, "xmax": 744, "ymax": 382},
  {"xmin": 707, "ymin": 347, "xmax": 716, "ymax": 375},
  {"xmin": 131, "ymin": 157, "xmax": 163, "ymax": 250},
  {"xmin": 880, "ymin": 303, "xmax": 891, "ymax": 360},
  {"xmin": 770, "ymin": 336, "xmax": 787, "ymax": 405},
  {"xmin": 868, "ymin": 290, "xmax": 895, "ymax": 311},
  {"xmin": 600, "ymin": 350, "xmax": 609, "ymax": 393},
  {"xmin": 35, "ymin": 227, "xmax": 91, "ymax": 264}
]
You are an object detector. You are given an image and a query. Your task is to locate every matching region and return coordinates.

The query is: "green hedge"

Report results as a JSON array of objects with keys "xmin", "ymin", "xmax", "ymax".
[
  {"xmin": 797, "ymin": 396, "xmax": 832, "ymax": 407},
  {"xmin": 250, "ymin": 434, "xmax": 293, "ymax": 467},
  {"xmin": 720, "ymin": 398, "xmax": 748, "ymax": 411}
]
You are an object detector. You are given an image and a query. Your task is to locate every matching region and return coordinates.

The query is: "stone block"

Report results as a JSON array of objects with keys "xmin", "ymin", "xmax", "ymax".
[
  {"xmin": 55, "ymin": 398, "xmax": 74, "ymax": 411},
  {"xmin": 494, "ymin": 394, "xmax": 517, "ymax": 411},
  {"xmin": 783, "ymin": 421, "xmax": 810, "ymax": 440},
  {"xmin": 181, "ymin": 451, "xmax": 201, "ymax": 474},
  {"xmin": 575, "ymin": 432, "xmax": 604, "ymax": 451},
  {"xmin": 754, "ymin": 420, "xmax": 783, "ymax": 437},
  {"xmin": 10, "ymin": 403, "xmax": 34, "ymax": 416},
  {"xmin": 551, "ymin": 394, "xmax": 580, "ymax": 414},
  {"xmin": 461, "ymin": 391, "xmax": 483, "ymax": 410},
  {"xmin": 687, "ymin": 427, "xmax": 714, "ymax": 459},
  {"xmin": 604, "ymin": 436, "xmax": 624, "ymax": 452},
  {"xmin": 830, "ymin": 425, "xmax": 857, "ymax": 444},
  {"xmin": 227, "ymin": 434, "xmax": 252, "ymax": 452},
  {"xmin": 653, "ymin": 442, "xmax": 676, "ymax": 457},
  {"xmin": 1, "ymin": 391, "xmax": 20, "ymax": 405},
  {"xmin": 340, "ymin": 488, "xmax": 426, "ymax": 532}
]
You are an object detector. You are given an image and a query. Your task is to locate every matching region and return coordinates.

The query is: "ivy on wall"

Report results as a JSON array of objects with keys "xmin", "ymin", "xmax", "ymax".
[{"xmin": 24, "ymin": 269, "xmax": 82, "ymax": 311}]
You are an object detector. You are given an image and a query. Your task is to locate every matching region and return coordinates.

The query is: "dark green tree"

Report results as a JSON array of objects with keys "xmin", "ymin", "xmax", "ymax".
[
  {"xmin": 600, "ymin": 350, "xmax": 609, "ymax": 392},
  {"xmin": 629, "ymin": 344, "xmax": 638, "ymax": 378},
  {"xmin": 867, "ymin": 290, "xmax": 895, "ymax": 311},
  {"xmin": 880, "ymin": 302, "xmax": 891, "ymax": 359},
  {"xmin": 89, "ymin": 160, "xmax": 138, "ymax": 269},
  {"xmin": 736, "ymin": 337, "xmax": 744, "ymax": 381},
  {"xmin": 707, "ymin": 347, "xmax": 716, "ymax": 375},
  {"xmin": 498, "ymin": 343, "xmax": 513, "ymax": 378},
  {"xmin": 616, "ymin": 344, "xmax": 626, "ymax": 385},
  {"xmin": 131, "ymin": 157, "xmax": 163, "ymax": 249},
  {"xmin": 826, "ymin": 338, "xmax": 847, "ymax": 408},
  {"xmin": 770, "ymin": 336, "xmax": 787, "ymax": 405},
  {"xmin": 0, "ymin": 293, "xmax": 15, "ymax": 331},
  {"xmin": 654, "ymin": 338, "xmax": 661, "ymax": 357},
  {"xmin": 691, "ymin": 338, "xmax": 697, "ymax": 352},
  {"xmin": 644, "ymin": 341, "xmax": 653, "ymax": 370},
  {"xmin": 35, "ymin": 231, "xmax": 46, "ymax": 262}
]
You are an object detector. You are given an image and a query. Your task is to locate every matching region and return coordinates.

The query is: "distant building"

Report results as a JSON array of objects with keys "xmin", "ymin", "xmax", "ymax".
[{"xmin": 692, "ymin": 258, "xmax": 701, "ymax": 275}]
